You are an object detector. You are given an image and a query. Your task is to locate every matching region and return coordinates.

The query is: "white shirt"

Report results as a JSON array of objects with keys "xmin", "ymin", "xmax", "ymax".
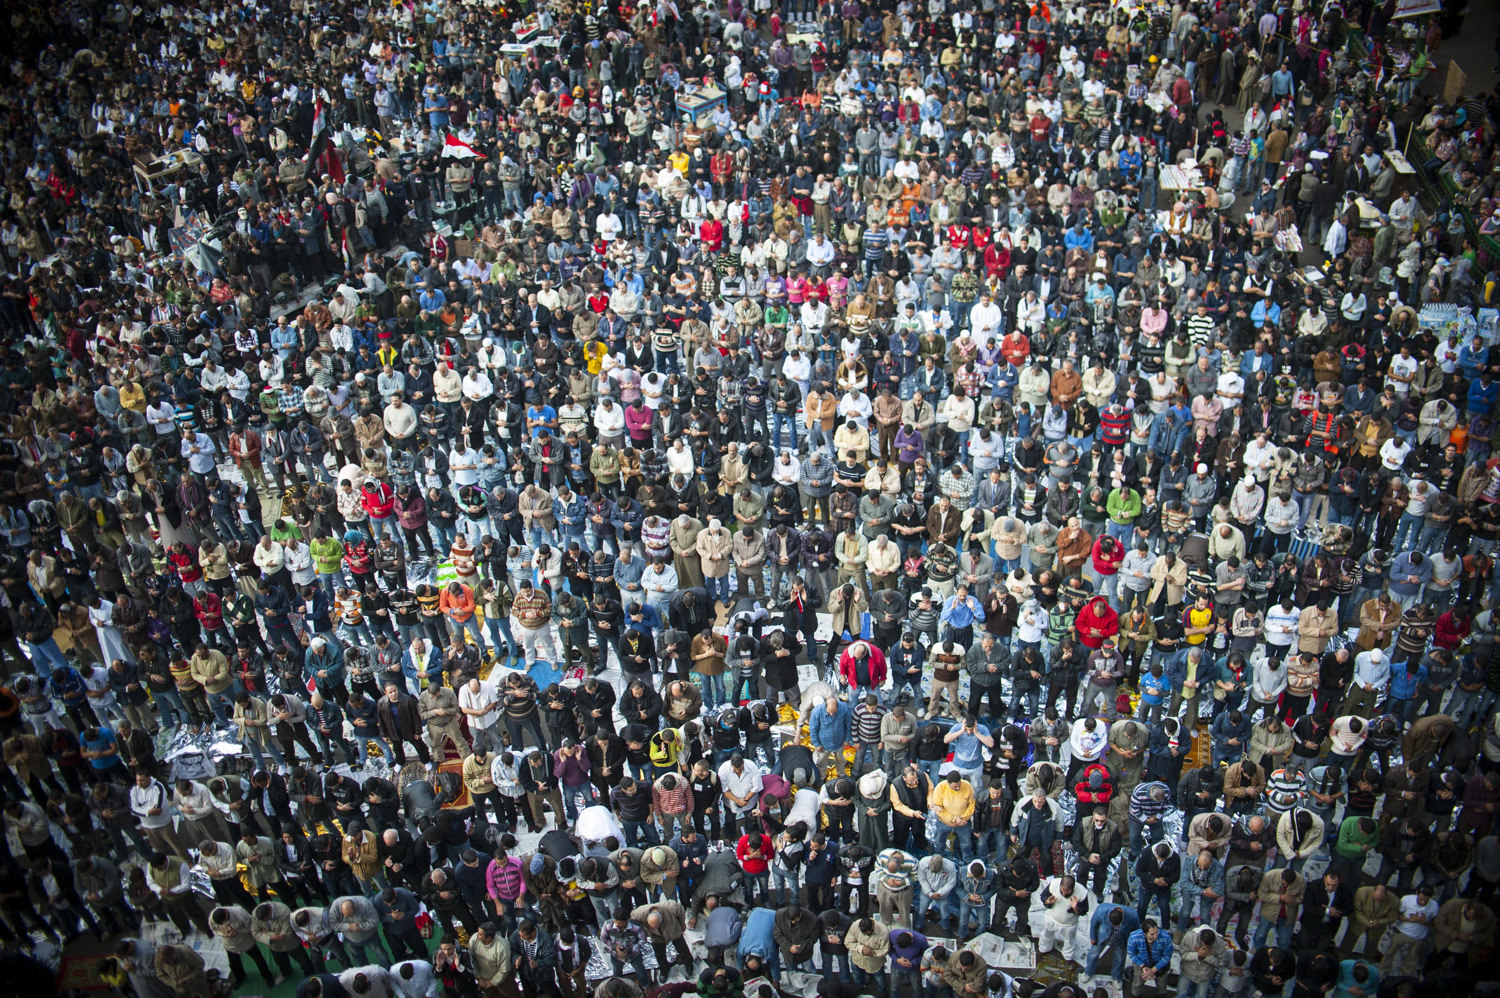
[
  {"xmin": 285, "ymin": 542, "xmax": 315, "ymax": 585},
  {"xmin": 666, "ymin": 446, "xmax": 695, "ymax": 476},
  {"xmin": 1379, "ymin": 438, "xmax": 1411, "ymax": 472},
  {"xmin": 1216, "ymin": 372, "xmax": 1245, "ymax": 408},
  {"xmin": 459, "ymin": 683, "xmax": 500, "ymax": 730},
  {"xmin": 1396, "ymin": 895, "xmax": 1438, "ymax": 938},
  {"xmin": 717, "ymin": 759, "xmax": 765, "ymax": 813},
  {"xmin": 1068, "ymin": 719, "xmax": 1107, "ymax": 761},
  {"xmin": 772, "ymin": 455, "xmax": 803, "ymax": 486},
  {"xmin": 1386, "ymin": 354, "xmax": 1418, "ymax": 394},
  {"xmin": 594, "ymin": 403, "xmax": 626, "ymax": 436},
  {"xmin": 596, "ymin": 212, "xmax": 622, "ymax": 242},
  {"xmin": 970, "ymin": 299, "xmax": 1003, "ymax": 336},
  {"xmin": 462, "ymin": 372, "xmax": 494, "ymax": 401},
  {"xmin": 1264, "ymin": 605, "xmax": 1301, "ymax": 646}
]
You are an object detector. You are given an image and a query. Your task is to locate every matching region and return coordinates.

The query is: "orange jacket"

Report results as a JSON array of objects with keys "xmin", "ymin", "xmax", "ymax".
[{"xmin": 439, "ymin": 584, "xmax": 476, "ymax": 622}]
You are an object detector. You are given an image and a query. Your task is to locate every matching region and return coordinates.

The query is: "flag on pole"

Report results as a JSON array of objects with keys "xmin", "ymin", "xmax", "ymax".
[
  {"xmin": 310, "ymin": 98, "xmax": 327, "ymax": 144},
  {"xmin": 306, "ymin": 99, "xmax": 332, "ymax": 180},
  {"xmin": 440, "ymin": 134, "xmax": 487, "ymax": 159}
]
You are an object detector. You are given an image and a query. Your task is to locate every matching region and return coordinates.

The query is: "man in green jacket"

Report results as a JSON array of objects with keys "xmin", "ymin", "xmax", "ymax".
[{"xmin": 309, "ymin": 531, "xmax": 345, "ymax": 599}]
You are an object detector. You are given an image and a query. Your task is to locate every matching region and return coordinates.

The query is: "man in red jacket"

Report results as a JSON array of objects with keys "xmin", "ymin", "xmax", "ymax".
[
  {"xmin": 736, "ymin": 830, "xmax": 774, "ymax": 907},
  {"xmin": 360, "ymin": 479, "xmax": 395, "ymax": 543},
  {"xmin": 1075, "ymin": 595, "xmax": 1119, "ymax": 650},
  {"xmin": 838, "ymin": 639, "xmax": 887, "ymax": 702}
]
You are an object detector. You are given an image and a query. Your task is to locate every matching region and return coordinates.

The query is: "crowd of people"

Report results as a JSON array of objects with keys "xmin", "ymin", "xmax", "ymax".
[{"xmin": 2, "ymin": 0, "xmax": 1500, "ymax": 997}]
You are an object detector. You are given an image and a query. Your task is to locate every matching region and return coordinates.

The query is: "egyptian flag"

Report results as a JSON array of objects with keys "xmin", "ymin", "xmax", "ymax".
[
  {"xmin": 440, "ymin": 134, "xmax": 487, "ymax": 160},
  {"xmin": 304, "ymin": 99, "xmax": 345, "ymax": 184}
]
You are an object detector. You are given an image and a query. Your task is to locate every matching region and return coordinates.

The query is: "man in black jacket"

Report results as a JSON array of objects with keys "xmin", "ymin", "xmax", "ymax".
[
  {"xmin": 1299, "ymin": 868, "xmax": 1352, "ymax": 951},
  {"xmin": 588, "ymin": 594, "xmax": 625, "ymax": 674},
  {"xmin": 1134, "ymin": 842, "xmax": 1181, "ymax": 929},
  {"xmin": 511, "ymin": 918, "xmax": 559, "ymax": 998},
  {"xmin": 780, "ymin": 576, "xmax": 822, "ymax": 665},
  {"xmin": 1178, "ymin": 765, "xmax": 1224, "ymax": 825},
  {"xmin": 668, "ymin": 587, "xmax": 712, "ymax": 637},
  {"xmin": 422, "ymin": 865, "xmax": 481, "ymax": 938},
  {"xmin": 587, "ymin": 729, "xmax": 628, "ymax": 798},
  {"xmin": 1071, "ymin": 804, "xmax": 1123, "ymax": 898},
  {"xmin": 379, "ymin": 826, "xmax": 427, "ymax": 892},
  {"xmin": 248, "ymin": 769, "xmax": 295, "ymax": 836},
  {"xmin": 377, "ymin": 682, "xmax": 431, "ymax": 766},
  {"xmin": 520, "ymin": 749, "xmax": 567, "ymax": 833},
  {"xmin": 991, "ymin": 854, "xmax": 1040, "ymax": 937}
]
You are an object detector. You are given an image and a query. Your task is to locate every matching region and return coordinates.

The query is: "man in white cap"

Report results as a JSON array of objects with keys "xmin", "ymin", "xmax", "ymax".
[{"xmin": 1346, "ymin": 646, "xmax": 1389, "ymax": 719}]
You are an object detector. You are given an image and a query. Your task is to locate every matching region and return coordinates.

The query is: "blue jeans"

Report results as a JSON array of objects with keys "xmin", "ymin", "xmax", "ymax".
[
  {"xmin": 821, "ymin": 951, "xmax": 851, "ymax": 982},
  {"xmin": 317, "ymin": 569, "xmax": 344, "ymax": 599},
  {"xmin": 1178, "ymin": 979, "xmax": 1216, "ymax": 998},
  {"xmin": 448, "ymin": 614, "xmax": 485, "ymax": 649},
  {"xmin": 1394, "ymin": 512, "xmax": 1423, "ymax": 552},
  {"xmin": 772, "ymin": 413, "xmax": 799, "ymax": 451},
  {"xmin": 1137, "ymin": 888, "xmax": 1171, "ymax": 928},
  {"xmin": 204, "ymin": 689, "xmax": 233, "ymax": 725},
  {"xmin": 959, "ymin": 894, "xmax": 991, "ymax": 933},
  {"xmin": 976, "ymin": 827, "xmax": 1008, "ymax": 864},
  {"xmin": 25, "ymin": 638, "xmax": 66, "ymax": 679},
  {"xmin": 918, "ymin": 758, "xmax": 945, "ymax": 787},
  {"xmin": 915, "ymin": 888, "xmax": 958, "ymax": 926},
  {"xmin": 697, "ymin": 671, "xmax": 727, "ymax": 710},
  {"xmin": 354, "ymin": 731, "xmax": 398, "ymax": 766},
  {"xmin": 743, "ymin": 871, "xmax": 770, "ymax": 907},
  {"xmin": 1085, "ymin": 934, "xmax": 1128, "ymax": 978},
  {"xmin": 243, "ymin": 735, "xmax": 284, "ymax": 771},
  {"xmin": 936, "ymin": 822, "xmax": 973, "ymax": 862},
  {"xmin": 853, "ymin": 742, "xmax": 885, "ymax": 774},
  {"xmin": 1009, "ymin": 687, "xmax": 1040, "ymax": 718},
  {"xmin": 853, "ymin": 967, "xmax": 886, "ymax": 993},
  {"xmin": 486, "ymin": 616, "xmax": 519, "ymax": 659},
  {"xmin": 151, "ymin": 688, "xmax": 191, "ymax": 730},
  {"xmin": 622, "ymin": 819, "xmax": 661, "ymax": 848},
  {"xmin": 1253, "ymin": 913, "xmax": 1295, "ymax": 949},
  {"xmin": 769, "ymin": 865, "xmax": 798, "ymax": 904},
  {"xmin": 561, "ymin": 782, "xmax": 597, "ymax": 821}
]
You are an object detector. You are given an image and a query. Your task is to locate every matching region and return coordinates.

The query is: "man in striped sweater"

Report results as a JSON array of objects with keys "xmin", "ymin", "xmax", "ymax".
[
  {"xmin": 1127, "ymin": 780, "xmax": 1173, "ymax": 857},
  {"xmin": 852, "ymin": 693, "xmax": 887, "ymax": 775}
]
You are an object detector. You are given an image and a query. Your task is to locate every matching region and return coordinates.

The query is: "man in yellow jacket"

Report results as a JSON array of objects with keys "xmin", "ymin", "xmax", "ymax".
[{"xmin": 929, "ymin": 769, "xmax": 977, "ymax": 862}]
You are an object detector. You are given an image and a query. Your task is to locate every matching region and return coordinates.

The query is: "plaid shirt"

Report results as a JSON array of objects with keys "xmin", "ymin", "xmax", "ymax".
[
  {"xmin": 601, "ymin": 919, "xmax": 646, "ymax": 960},
  {"xmin": 278, "ymin": 384, "xmax": 305, "ymax": 419}
]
